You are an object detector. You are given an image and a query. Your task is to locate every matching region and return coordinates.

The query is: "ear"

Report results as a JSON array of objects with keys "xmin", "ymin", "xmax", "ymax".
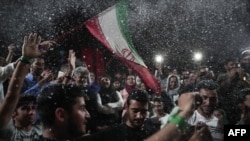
[
  {"xmin": 12, "ymin": 111, "xmax": 17, "ymax": 119},
  {"xmin": 124, "ymin": 103, "xmax": 129, "ymax": 111},
  {"xmin": 55, "ymin": 108, "xmax": 67, "ymax": 122}
]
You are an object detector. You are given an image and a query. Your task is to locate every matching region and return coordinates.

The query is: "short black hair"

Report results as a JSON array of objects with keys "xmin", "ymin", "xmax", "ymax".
[
  {"xmin": 16, "ymin": 94, "xmax": 36, "ymax": 109},
  {"xmin": 153, "ymin": 97, "xmax": 164, "ymax": 103},
  {"xmin": 126, "ymin": 89, "xmax": 149, "ymax": 105},
  {"xmin": 36, "ymin": 83, "xmax": 85, "ymax": 127},
  {"xmin": 197, "ymin": 80, "xmax": 219, "ymax": 91},
  {"xmin": 237, "ymin": 88, "xmax": 250, "ymax": 103}
]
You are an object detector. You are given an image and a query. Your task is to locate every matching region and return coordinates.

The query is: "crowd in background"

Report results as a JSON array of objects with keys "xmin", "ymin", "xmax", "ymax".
[{"xmin": 0, "ymin": 33, "xmax": 250, "ymax": 141}]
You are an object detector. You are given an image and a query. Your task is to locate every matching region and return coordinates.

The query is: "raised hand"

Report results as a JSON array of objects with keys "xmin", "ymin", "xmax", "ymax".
[
  {"xmin": 22, "ymin": 33, "xmax": 49, "ymax": 59},
  {"xmin": 7, "ymin": 44, "xmax": 16, "ymax": 53},
  {"xmin": 40, "ymin": 40, "xmax": 56, "ymax": 50},
  {"xmin": 68, "ymin": 49, "xmax": 76, "ymax": 70}
]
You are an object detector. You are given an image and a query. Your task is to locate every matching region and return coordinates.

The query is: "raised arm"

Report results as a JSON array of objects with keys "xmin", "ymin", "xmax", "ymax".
[
  {"xmin": 0, "ymin": 33, "xmax": 50, "ymax": 128},
  {"xmin": 62, "ymin": 49, "xmax": 75, "ymax": 84},
  {"xmin": 145, "ymin": 92, "xmax": 196, "ymax": 141}
]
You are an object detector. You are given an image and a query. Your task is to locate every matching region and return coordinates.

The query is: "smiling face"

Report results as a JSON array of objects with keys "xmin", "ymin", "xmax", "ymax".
[{"xmin": 198, "ymin": 88, "xmax": 218, "ymax": 117}]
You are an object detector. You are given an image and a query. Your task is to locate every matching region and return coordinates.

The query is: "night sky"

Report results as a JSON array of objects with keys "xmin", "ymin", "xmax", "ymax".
[{"xmin": 1, "ymin": 0, "xmax": 250, "ymax": 73}]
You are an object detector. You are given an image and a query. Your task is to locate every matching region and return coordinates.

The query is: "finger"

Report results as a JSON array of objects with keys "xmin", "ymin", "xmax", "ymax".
[
  {"xmin": 37, "ymin": 36, "xmax": 42, "ymax": 46},
  {"xmin": 28, "ymin": 33, "xmax": 33, "ymax": 42},
  {"xmin": 31, "ymin": 33, "xmax": 36, "ymax": 44},
  {"xmin": 23, "ymin": 36, "xmax": 28, "ymax": 46},
  {"xmin": 50, "ymin": 40, "xmax": 56, "ymax": 44}
]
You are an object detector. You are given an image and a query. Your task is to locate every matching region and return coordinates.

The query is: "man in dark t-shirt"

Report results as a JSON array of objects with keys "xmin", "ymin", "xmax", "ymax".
[{"xmin": 79, "ymin": 89, "xmax": 153, "ymax": 141}]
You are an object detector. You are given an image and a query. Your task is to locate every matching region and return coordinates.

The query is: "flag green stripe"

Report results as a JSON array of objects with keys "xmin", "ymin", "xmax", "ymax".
[{"xmin": 116, "ymin": 0, "xmax": 142, "ymax": 59}]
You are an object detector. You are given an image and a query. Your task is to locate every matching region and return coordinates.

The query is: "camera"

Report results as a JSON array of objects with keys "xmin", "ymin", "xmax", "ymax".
[{"xmin": 194, "ymin": 93, "xmax": 203, "ymax": 107}]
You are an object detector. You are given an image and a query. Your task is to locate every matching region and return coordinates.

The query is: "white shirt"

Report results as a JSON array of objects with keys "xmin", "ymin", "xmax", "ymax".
[
  {"xmin": 0, "ymin": 63, "xmax": 14, "ymax": 103},
  {"xmin": 187, "ymin": 110, "xmax": 224, "ymax": 141}
]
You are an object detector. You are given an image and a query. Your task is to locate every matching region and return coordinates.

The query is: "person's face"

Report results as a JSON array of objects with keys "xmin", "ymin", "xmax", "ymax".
[
  {"xmin": 153, "ymin": 101, "xmax": 164, "ymax": 115},
  {"xmin": 67, "ymin": 97, "xmax": 90, "ymax": 136},
  {"xmin": 182, "ymin": 71, "xmax": 189, "ymax": 79},
  {"xmin": 90, "ymin": 73, "xmax": 95, "ymax": 82},
  {"xmin": 225, "ymin": 61, "xmax": 237, "ymax": 71},
  {"xmin": 31, "ymin": 58, "xmax": 45, "ymax": 75},
  {"xmin": 169, "ymin": 77, "xmax": 177, "ymax": 89},
  {"xmin": 244, "ymin": 94, "xmax": 250, "ymax": 108},
  {"xmin": 100, "ymin": 77, "xmax": 111, "ymax": 88},
  {"xmin": 140, "ymin": 83, "xmax": 146, "ymax": 91},
  {"xmin": 126, "ymin": 100, "xmax": 148, "ymax": 128},
  {"xmin": 112, "ymin": 81, "xmax": 120, "ymax": 89},
  {"xmin": 199, "ymin": 88, "xmax": 218, "ymax": 116},
  {"xmin": 126, "ymin": 75, "xmax": 136, "ymax": 86},
  {"xmin": 213, "ymin": 110, "xmax": 223, "ymax": 120},
  {"xmin": 74, "ymin": 73, "xmax": 88, "ymax": 87},
  {"xmin": 14, "ymin": 103, "xmax": 36, "ymax": 126},
  {"xmin": 188, "ymin": 73, "xmax": 197, "ymax": 83},
  {"xmin": 241, "ymin": 55, "xmax": 250, "ymax": 64}
]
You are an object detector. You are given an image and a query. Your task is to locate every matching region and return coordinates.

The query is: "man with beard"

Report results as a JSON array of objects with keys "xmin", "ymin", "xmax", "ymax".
[
  {"xmin": 81, "ymin": 89, "xmax": 154, "ymax": 141},
  {"xmin": 187, "ymin": 80, "xmax": 223, "ymax": 141},
  {"xmin": 21, "ymin": 42, "xmax": 55, "ymax": 95},
  {"xmin": 35, "ymin": 84, "xmax": 91, "ymax": 141}
]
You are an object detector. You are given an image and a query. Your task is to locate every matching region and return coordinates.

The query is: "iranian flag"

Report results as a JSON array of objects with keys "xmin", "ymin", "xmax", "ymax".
[{"xmin": 85, "ymin": 0, "xmax": 160, "ymax": 94}]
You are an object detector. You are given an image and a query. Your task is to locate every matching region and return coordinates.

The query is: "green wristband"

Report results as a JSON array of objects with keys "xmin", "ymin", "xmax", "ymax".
[
  {"xmin": 20, "ymin": 56, "xmax": 31, "ymax": 64},
  {"xmin": 168, "ymin": 114, "xmax": 187, "ymax": 134}
]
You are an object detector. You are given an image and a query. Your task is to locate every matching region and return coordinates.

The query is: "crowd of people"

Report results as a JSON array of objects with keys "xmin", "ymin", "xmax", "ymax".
[{"xmin": 0, "ymin": 33, "xmax": 250, "ymax": 141}]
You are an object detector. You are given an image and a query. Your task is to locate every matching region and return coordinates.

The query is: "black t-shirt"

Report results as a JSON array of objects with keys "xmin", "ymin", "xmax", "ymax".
[
  {"xmin": 36, "ymin": 123, "xmax": 153, "ymax": 141},
  {"xmin": 77, "ymin": 123, "xmax": 153, "ymax": 141}
]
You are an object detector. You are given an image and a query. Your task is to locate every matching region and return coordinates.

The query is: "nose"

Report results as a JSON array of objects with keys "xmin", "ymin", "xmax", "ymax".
[
  {"xmin": 86, "ymin": 110, "xmax": 91, "ymax": 119},
  {"xmin": 27, "ymin": 108, "xmax": 35, "ymax": 115},
  {"xmin": 136, "ymin": 112, "xmax": 144, "ymax": 119}
]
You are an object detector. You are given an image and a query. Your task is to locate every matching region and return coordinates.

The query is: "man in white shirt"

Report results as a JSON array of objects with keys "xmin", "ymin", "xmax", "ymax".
[{"xmin": 187, "ymin": 80, "xmax": 224, "ymax": 141}]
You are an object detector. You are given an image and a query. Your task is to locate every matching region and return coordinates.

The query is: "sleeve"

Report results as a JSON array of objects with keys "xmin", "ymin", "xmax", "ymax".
[
  {"xmin": 0, "ymin": 63, "xmax": 14, "ymax": 82},
  {"xmin": 106, "ymin": 91, "xmax": 124, "ymax": 110},
  {"xmin": 23, "ymin": 83, "xmax": 42, "ymax": 96}
]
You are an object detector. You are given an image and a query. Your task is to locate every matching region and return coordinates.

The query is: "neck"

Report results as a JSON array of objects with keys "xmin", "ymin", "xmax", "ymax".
[
  {"xmin": 157, "ymin": 112, "xmax": 166, "ymax": 118},
  {"xmin": 31, "ymin": 73, "xmax": 41, "ymax": 81},
  {"xmin": 197, "ymin": 108, "xmax": 212, "ymax": 119},
  {"xmin": 14, "ymin": 121, "xmax": 32, "ymax": 131}
]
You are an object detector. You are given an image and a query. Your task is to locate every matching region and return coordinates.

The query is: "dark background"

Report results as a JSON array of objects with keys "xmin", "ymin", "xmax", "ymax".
[{"xmin": 1, "ymin": 0, "xmax": 250, "ymax": 74}]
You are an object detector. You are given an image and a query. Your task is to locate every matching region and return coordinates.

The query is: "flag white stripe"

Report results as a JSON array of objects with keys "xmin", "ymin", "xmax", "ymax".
[{"xmin": 97, "ymin": 6, "xmax": 146, "ymax": 67}]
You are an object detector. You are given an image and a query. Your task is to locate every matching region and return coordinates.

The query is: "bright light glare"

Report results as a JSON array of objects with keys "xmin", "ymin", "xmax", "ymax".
[
  {"xmin": 155, "ymin": 55, "xmax": 163, "ymax": 63},
  {"xmin": 194, "ymin": 52, "xmax": 202, "ymax": 61}
]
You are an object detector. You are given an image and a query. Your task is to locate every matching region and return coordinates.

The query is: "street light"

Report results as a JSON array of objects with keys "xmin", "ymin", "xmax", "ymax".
[
  {"xmin": 154, "ymin": 54, "xmax": 164, "ymax": 77},
  {"xmin": 155, "ymin": 54, "xmax": 163, "ymax": 63},
  {"xmin": 193, "ymin": 52, "xmax": 203, "ymax": 62}
]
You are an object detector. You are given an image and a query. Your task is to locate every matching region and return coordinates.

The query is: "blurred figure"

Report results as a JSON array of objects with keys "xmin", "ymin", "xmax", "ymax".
[
  {"xmin": 72, "ymin": 66, "xmax": 98, "ymax": 133},
  {"xmin": 213, "ymin": 108, "xmax": 228, "ymax": 126},
  {"xmin": 217, "ymin": 57, "xmax": 250, "ymax": 124},
  {"xmin": 236, "ymin": 88, "xmax": 250, "ymax": 125},
  {"xmin": 89, "ymin": 72, "xmax": 100, "ymax": 93},
  {"xmin": 96, "ymin": 74, "xmax": 123, "ymax": 129},
  {"xmin": 180, "ymin": 71, "xmax": 199, "ymax": 93},
  {"xmin": 197, "ymin": 65, "xmax": 215, "ymax": 81},
  {"xmin": 0, "ymin": 33, "xmax": 50, "ymax": 140},
  {"xmin": 151, "ymin": 97, "xmax": 169, "ymax": 129},
  {"xmin": 111, "ymin": 78, "xmax": 122, "ymax": 91}
]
